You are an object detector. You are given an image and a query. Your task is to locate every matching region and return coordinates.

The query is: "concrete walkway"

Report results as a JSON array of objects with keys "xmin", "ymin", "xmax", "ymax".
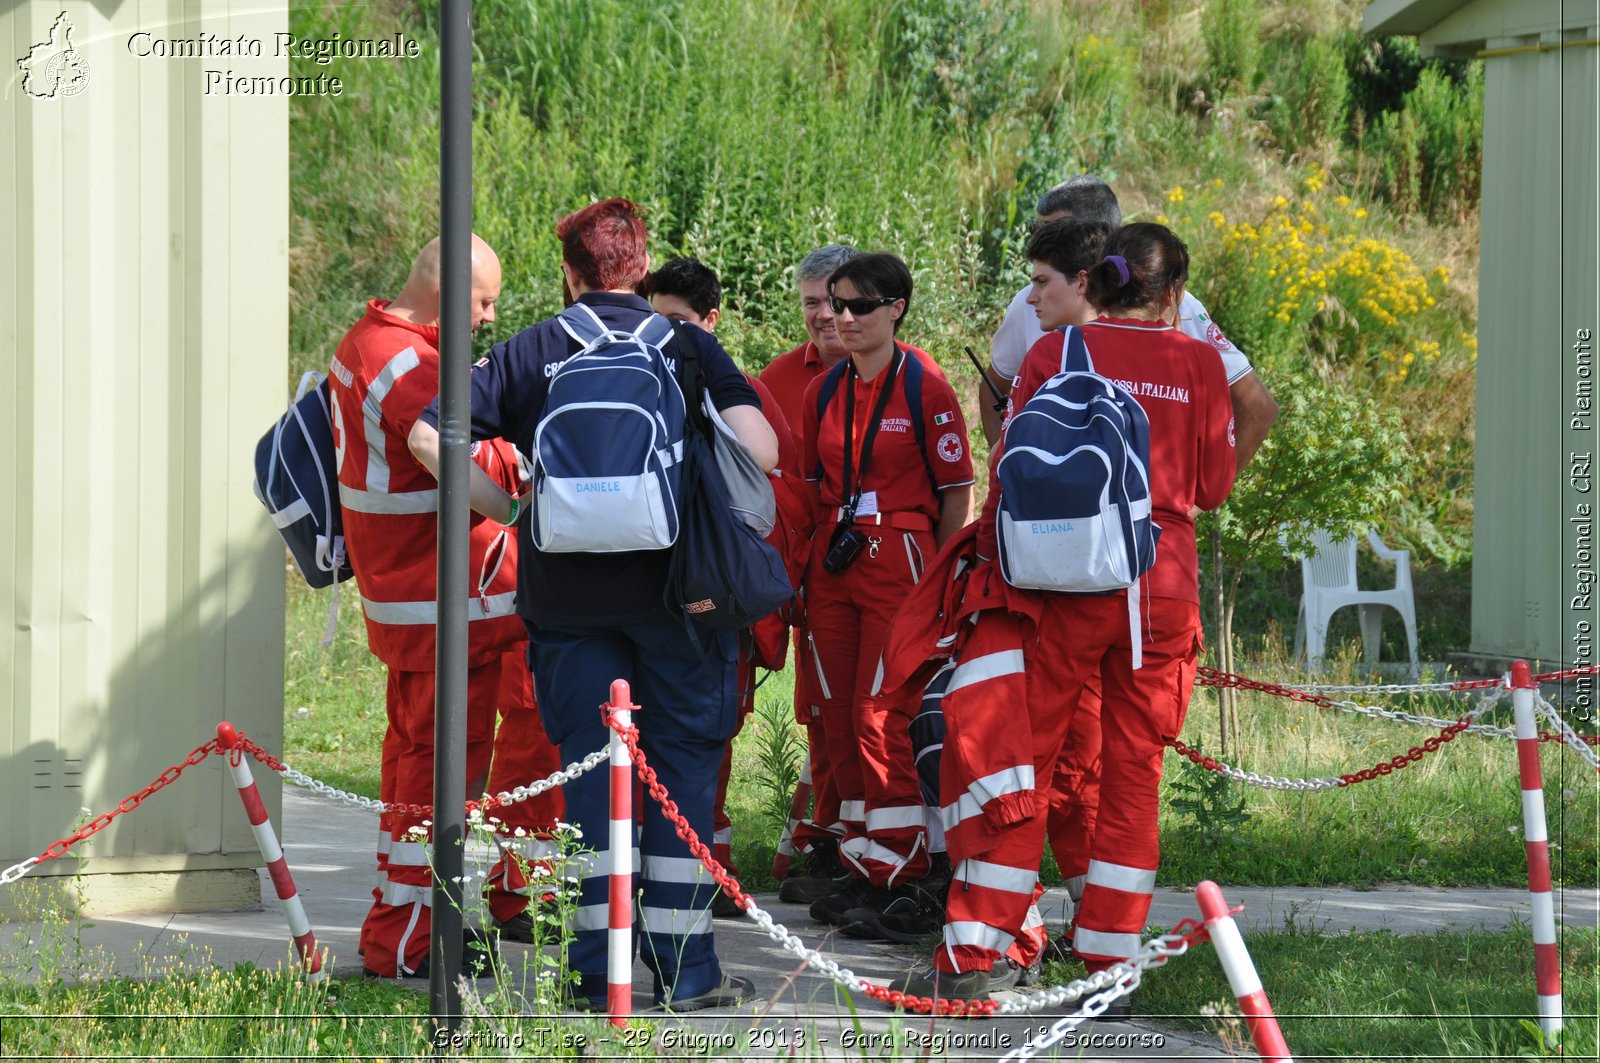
[{"xmin": 11, "ymin": 787, "xmax": 1598, "ymax": 1061}]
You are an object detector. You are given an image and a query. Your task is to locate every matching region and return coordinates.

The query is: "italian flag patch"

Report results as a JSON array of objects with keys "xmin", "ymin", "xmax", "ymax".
[{"xmin": 934, "ymin": 411, "xmax": 955, "ymax": 425}]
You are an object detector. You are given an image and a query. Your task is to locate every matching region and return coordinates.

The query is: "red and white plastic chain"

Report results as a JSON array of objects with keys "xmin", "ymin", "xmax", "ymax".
[
  {"xmin": 1168, "ymin": 716, "xmax": 1471, "ymax": 787},
  {"xmin": 1535, "ymin": 693, "xmax": 1600, "ymax": 771},
  {"xmin": 232, "ymin": 734, "xmax": 609, "ymax": 821},
  {"xmin": 0, "ymin": 737, "xmax": 222, "ymax": 886},
  {"xmin": 1197, "ymin": 668, "xmax": 1597, "ymax": 747},
  {"xmin": 609, "ymin": 717, "xmax": 1209, "ymax": 1020}
]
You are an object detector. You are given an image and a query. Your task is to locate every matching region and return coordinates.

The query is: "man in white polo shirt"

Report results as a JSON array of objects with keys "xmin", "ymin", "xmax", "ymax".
[{"xmin": 977, "ymin": 175, "xmax": 1278, "ymax": 465}]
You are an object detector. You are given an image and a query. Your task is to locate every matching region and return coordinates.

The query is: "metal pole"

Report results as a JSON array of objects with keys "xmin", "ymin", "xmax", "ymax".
[{"xmin": 431, "ymin": 0, "xmax": 472, "ymax": 1030}]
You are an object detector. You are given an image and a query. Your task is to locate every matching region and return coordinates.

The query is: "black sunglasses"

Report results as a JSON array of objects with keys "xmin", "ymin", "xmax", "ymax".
[{"xmin": 828, "ymin": 295, "xmax": 899, "ymax": 316}]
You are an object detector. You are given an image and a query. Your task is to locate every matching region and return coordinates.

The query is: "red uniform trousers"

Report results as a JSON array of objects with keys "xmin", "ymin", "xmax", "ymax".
[
  {"xmin": 805, "ymin": 523, "xmax": 934, "ymax": 886},
  {"xmin": 790, "ymin": 622, "xmax": 843, "ymax": 851},
  {"xmin": 937, "ymin": 594, "xmax": 1198, "ymax": 974},
  {"xmin": 361, "ymin": 662, "xmax": 501, "ymax": 977},
  {"xmin": 483, "ymin": 648, "xmax": 566, "ymax": 925},
  {"xmin": 1047, "ymin": 677, "xmax": 1103, "ymax": 903}
]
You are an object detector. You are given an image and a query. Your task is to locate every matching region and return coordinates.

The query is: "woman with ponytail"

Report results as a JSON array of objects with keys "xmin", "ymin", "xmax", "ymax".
[{"xmin": 898, "ymin": 222, "xmax": 1237, "ymax": 1008}]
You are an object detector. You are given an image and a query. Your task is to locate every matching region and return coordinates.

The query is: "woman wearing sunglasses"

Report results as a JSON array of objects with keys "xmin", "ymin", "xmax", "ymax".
[{"xmin": 799, "ymin": 252, "xmax": 974, "ymax": 938}]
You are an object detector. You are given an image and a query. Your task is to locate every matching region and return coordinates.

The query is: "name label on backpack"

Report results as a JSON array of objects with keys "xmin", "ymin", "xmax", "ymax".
[{"xmin": 576, "ymin": 480, "xmax": 623, "ymax": 493}]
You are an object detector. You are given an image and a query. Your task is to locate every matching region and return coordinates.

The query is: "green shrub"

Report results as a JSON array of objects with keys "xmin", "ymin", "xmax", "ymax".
[
  {"xmin": 1369, "ymin": 64, "xmax": 1483, "ymax": 222},
  {"xmin": 1202, "ymin": 0, "xmax": 1264, "ymax": 94},
  {"xmin": 1265, "ymin": 32, "xmax": 1350, "ymax": 156}
]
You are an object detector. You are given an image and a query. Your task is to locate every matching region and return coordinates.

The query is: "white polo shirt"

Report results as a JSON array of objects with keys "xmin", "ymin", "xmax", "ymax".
[{"xmin": 989, "ymin": 284, "xmax": 1254, "ymax": 383}]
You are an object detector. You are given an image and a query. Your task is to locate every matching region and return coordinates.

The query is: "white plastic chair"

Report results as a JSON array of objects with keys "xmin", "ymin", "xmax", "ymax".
[{"xmin": 1291, "ymin": 527, "xmax": 1419, "ymax": 676}]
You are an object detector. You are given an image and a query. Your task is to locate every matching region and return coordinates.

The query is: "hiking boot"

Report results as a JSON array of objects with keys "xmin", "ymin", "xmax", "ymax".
[
  {"xmin": 871, "ymin": 877, "xmax": 951, "ymax": 943},
  {"xmin": 987, "ymin": 955, "xmax": 1042, "ymax": 991},
  {"xmin": 842, "ymin": 876, "xmax": 946, "ymax": 940},
  {"xmin": 658, "ymin": 973, "xmax": 757, "ymax": 1013},
  {"xmin": 887, "ymin": 965, "xmax": 990, "ymax": 1004},
  {"xmin": 778, "ymin": 841, "xmax": 850, "ymax": 904},
  {"xmin": 809, "ymin": 876, "xmax": 870, "ymax": 925}
]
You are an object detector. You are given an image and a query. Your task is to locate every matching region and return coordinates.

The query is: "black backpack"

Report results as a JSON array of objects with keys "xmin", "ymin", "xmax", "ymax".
[
  {"xmin": 253, "ymin": 372, "xmax": 352, "ymax": 588},
  {"xmin": 663, "ymin": 336, "xmax": 792, "ymax": 631}
]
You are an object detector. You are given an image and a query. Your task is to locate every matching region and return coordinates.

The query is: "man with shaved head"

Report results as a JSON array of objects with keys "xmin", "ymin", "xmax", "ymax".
[{"xmin": 329, "ymin": 233, "xmax": 551, "ymax": 979}]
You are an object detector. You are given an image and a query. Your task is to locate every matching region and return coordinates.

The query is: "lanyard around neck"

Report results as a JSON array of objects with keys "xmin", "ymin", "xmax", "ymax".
[{"xmin": 841, "ymin": 348, "xmax": 903, "ymax": 514}]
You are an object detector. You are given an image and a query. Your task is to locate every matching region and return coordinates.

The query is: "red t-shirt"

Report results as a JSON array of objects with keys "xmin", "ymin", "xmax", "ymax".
[
  {"xmin": 802, "ymin": 346, "xmax": 973, "ymax": 522},
  {"xmin": 746, "ymin": 373, "xmax": 799, "ymax": 477},
  {"xmin": 978, "ymin": 318, "xmax": 1236, "ymax": 602},
  {"xmin": 760, "ymin": 340, "xmax": 947, "ymax": 458}
]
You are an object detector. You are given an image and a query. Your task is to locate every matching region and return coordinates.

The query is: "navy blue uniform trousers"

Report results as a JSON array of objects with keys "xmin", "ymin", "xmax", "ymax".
[{"xmin": 528, "ymin": 617, "xmax": 738, "ymax": 1005}]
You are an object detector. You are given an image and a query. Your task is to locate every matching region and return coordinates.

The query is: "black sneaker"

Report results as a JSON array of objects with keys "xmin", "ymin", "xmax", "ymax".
[
  {"xmin": 659, "ymin": 973, "xmax": 757, "ymax": 1013},
  {"xmin": 809, "ymin": 876, "xmax": 870, "ymax": 925},
  {"xmin": 712, "ymin": 890, "xmax": 744, "ymax": 919}
]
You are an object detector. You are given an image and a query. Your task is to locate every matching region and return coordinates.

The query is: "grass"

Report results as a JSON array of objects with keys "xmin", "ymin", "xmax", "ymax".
[{"xmin": 1127, "ymin": 924, "xmax": 1599, "ymax": 1060}]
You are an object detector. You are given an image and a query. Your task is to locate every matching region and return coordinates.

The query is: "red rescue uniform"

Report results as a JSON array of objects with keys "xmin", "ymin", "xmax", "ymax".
[
  {"xmin": 803, "ymin": 343, "xmax": 973, "ymax": 884},
  {"xmin": 941, "ymin": 318, "xmax": 1235, "ymax": 975},
  {"xmin": 331, "ymin": 299, "xmax": 524, "ymax": 977}
]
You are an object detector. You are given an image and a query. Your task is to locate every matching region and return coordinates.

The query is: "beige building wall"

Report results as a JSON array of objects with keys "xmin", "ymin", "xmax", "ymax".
[{"xmin": 2, "ymin": 1, "xmax": 288, "ymax": 912}]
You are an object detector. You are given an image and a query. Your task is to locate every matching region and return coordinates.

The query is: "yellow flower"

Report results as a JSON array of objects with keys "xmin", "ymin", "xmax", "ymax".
[
  {"xmin": 1273, "ymin": 195, "xmax": 1289, "ymax": 209},
  {"xmin": 1354, "ymin": 208, "xmax": 1367, "ymax": 219},
  {"xmin": 1155, "ymin": 214, "xmax": 1169, "ymax": 225},
  {"xmin": 1208, "ymin": 210, "xmax": 1226, "ymax": 229},
  {"xmin": 1167, "ymin": 186, "xmax": 1186, "ymax": 203}
]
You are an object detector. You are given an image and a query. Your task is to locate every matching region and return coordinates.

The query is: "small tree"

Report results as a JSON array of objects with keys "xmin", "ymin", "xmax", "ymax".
[{"xmin": 1200, "ymin": 369, "xmax": 1413, "ymax": 752}]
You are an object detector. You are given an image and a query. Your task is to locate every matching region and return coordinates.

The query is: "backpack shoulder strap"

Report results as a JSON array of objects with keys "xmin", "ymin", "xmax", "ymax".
[
  {"xmin": 670, "ymin": 322, "xmax": 712, "ymax": 438},
  {"xmin": 555, "ymin": 302, "xmax": 609, "ymax": 348},
  {"xmin": 900, "ymin": 346, "xmax": 938, "ymax": 495},
  {"xmin": 1059, "ymin": 325, "xmax": 1095, "ymax": 375},
  {"xmin": 813, "ymin": 359, "xmax": 851, "ymax": 481},
  {"xmin": 633, "ymin": 311, "xmax": 674, "ymax": 350}
]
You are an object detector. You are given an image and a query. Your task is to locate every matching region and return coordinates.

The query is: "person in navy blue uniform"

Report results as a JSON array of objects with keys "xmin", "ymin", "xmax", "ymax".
[{"xmin": 409, "ymin": 199, "xmax": 778, "ymax": 1011}]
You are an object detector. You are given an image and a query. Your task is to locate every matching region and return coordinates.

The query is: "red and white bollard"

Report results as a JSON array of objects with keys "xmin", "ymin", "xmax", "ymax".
[
  {"xmin": 1195, "ymin": 881, "xmax": 1293, "ymax": 1062},
  {"xmin": 215, "ymin": 723, "xmax": 325, "ymax": 982},
  {"xmin": 770, "ymin": 758, "xmax": 814, "ymax": 879},
  {"xmin": 1510, "ymin": 660, "xmax": 1564, "ymax": 1045},
  {"xmin": 604, "ymin": 680, "xmax": 638, "ymax": 1024}
]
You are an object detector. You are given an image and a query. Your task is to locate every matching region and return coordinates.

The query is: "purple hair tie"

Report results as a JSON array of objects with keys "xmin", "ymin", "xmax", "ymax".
[{"xmin": 1103, "ymin": 254, "xmax": 1130, "ymax": 287}]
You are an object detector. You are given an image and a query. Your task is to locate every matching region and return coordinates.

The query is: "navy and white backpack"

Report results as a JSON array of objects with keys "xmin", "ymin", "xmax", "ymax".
[
  {"xmin": 531, "ymin": 304, "xmax": 687, "ymax": 552},
  {"xmin": 995, "ymin": 325, "xmax": 1161, "ymax": 665},
  {"xmin": 253, "ymin": 371, "xmax": 352, "ymax": 589}
]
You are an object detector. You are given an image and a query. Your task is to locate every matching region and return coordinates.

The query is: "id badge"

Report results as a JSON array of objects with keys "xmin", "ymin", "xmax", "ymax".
[{"xmin": 855, "ymin": 490, "xmax": 880, "ymax": 517}]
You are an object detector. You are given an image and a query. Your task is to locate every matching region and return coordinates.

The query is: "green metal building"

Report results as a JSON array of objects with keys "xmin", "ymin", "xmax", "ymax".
[
  {"xmin": 3, "ymin": 2, "xmax": 288, "ymax": 914},
  {"xmin": 1366, "ymin": 0, "xmax": 1599, "ymax": 671}
]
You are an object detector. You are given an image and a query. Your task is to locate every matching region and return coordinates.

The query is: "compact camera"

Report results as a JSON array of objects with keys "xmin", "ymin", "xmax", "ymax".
[{"xmin": 822, "ymin": 522, "xmax": 870, "ymax": 574}]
